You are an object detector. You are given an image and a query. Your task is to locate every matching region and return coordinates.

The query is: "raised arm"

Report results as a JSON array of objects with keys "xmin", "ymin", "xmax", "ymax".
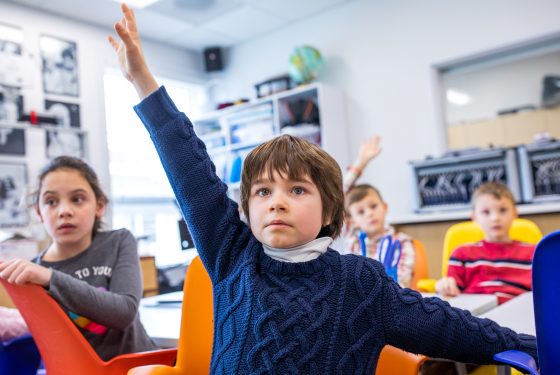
[
  {"xmin": 343, "ymin": 135, "xmax": 382, "ymax": 192},
  {"xmin": 107, "ymin": 4, "xmax": 252, "ymax": 279},
  {"xmin": 108, "ymin": 3, "xmax": 158, "ymax": 100}
]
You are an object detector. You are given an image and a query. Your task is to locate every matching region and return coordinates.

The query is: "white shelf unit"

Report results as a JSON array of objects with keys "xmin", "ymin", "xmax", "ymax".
[{"xmin": 192, "ymin": 83, "xmax": 350, "ymax": 197}]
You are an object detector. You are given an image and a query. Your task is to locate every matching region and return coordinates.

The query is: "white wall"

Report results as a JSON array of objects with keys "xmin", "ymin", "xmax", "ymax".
[
  {"xmin": 217, "ymin": 0, "xmax": 560, "ymax": 219},
  {"xmin": 0, "ymin": 1, "xmax": 205, "ymax": 232}
]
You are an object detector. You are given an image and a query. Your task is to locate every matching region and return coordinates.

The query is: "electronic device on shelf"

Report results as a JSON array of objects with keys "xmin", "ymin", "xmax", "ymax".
[
  {"xmin": 410, "ymin": 147, "xmax": 521, "ymax": 212},
  {"xmin": 518, "ymin": 140, "xmax": 560, "ymax": 203}
]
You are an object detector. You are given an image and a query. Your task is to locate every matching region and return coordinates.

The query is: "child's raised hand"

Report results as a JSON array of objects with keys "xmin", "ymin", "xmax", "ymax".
[
  {"xmin": 435, "ymin": 276, "xmax": 461, "ymax": 297},
  {"xmin": 108, "ymin": 3, "xmax": 158, "ymax": 99},
  {"xmin": 358, "ymin": 136, "xmax": 382, "ymax": 166},
  {"xmin": 0, "ymin": 259, "xmax": 52, "ymax": 287}
]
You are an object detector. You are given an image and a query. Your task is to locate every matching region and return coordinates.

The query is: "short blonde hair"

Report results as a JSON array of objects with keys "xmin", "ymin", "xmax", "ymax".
[
  {"xmin": 240, "ymin": 135, "xmax": 344, "ymax": 239},
  {"xmin": 471, "ymin": 182, "xmax": 515, "ymax": 207}
]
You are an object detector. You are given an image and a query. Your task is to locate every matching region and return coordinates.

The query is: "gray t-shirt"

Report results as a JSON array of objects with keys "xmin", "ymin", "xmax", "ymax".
[{"xmin": 36, "ymin": 228, "xmax": 157, "ymax": 360}]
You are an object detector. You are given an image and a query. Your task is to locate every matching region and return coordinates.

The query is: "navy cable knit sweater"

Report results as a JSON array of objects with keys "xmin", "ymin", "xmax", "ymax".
[{"xmin": 135, "ymin": 87, "xmax": 537, "ymax": 374}]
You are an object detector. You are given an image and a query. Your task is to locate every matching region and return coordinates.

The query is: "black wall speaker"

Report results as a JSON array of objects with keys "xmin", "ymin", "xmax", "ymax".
[{"xmin": 203, "ymin": 47, "xmax": 223, "ymax": 72}]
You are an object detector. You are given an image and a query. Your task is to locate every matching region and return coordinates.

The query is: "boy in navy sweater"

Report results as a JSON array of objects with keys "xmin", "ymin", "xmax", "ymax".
[{"xmin": 109, "ymin": 4, "xmax": 537, "ymax": 373}]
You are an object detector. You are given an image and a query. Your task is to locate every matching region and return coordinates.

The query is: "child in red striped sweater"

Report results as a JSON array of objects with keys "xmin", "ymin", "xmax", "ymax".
[{"xmin": 436, "ymin": 182, "xmax": 535, "ymax": 304}]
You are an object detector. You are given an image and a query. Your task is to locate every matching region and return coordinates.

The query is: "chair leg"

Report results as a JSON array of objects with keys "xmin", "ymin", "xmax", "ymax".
[
  {"xmin": 455, "ymin": 362, "xmax": 468, "ymax": 375},
  {"xmin": 496, "ymin": 366, "xmax": 511, "ymax": 375}
]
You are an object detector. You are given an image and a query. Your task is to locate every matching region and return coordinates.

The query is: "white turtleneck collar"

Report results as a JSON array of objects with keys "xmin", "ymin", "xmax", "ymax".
[{"xmin": 263, "ymin": 237, "xmax": 333, "ymax": 263}]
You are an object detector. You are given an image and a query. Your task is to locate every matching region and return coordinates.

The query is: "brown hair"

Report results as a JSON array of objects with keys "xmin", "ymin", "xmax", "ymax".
[
  {"xmin": 344, "ymin": 184, "xmax": 383, "ymax": 217},
  {"xmin": 471, "ymin": 182, "xmax": 515, "ymax": 207},
  {"xmin": 240, "ymin": 135, "xmax": 344, "ymax": 239},
  {"xmin": 33, "ymin": 156, "xmax": 109, "ymax": 233}
]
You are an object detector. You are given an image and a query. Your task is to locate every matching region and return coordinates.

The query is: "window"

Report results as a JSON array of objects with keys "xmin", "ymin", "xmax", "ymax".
[{"xmin": 104, "ymin": 69, "xmax": 208, "ymax": 266}]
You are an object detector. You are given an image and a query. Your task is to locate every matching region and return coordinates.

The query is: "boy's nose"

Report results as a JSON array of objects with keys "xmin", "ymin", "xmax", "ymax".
[{"xmin": 269, "ymin": 194, "xmax": 287, "ymax": 212}]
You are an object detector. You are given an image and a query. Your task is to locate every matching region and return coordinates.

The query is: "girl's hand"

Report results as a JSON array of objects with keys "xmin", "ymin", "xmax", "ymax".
[
  {"xmin": 435, "ymin": 276, "xmax": 461, "ymax": 297},
  {"xmin": 0, "ymin": 259, "xmax": 52, "ymax": 287},
  {"xmin": 108, "ymin": 3, "xmax": 159, "ymax": 99}
]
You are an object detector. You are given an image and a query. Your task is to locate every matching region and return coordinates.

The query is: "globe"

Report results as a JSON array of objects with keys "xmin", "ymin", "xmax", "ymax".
[{"xmin": 288, "ymin": 46, "xmax": 324, "ymax": 84}]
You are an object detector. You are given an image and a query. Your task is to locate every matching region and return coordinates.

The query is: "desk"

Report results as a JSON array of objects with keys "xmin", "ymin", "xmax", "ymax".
[
  {"xmin": 422, "ymin": 293, "xmax": 498, "ymax": 316},
  {"xmin": 480, "ymin": 292, "xmax": 535, "ymax": 335},
  {"xmin": 139, "ymin": 291, "xmax": 183, "ymax": 348}
]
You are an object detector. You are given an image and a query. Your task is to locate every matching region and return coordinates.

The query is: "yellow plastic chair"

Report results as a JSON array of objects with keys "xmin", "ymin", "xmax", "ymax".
[
  {"xmin": 128, "ymin": 256, "xmax": 214, "ymax": 374},
  {"xmin": 417, "ymin": 218, "xmax": 542, "ymax": 292}
]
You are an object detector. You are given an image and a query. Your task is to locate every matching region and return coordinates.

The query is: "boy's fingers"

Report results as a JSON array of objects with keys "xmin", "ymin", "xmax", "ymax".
[{"xmin": 108, "ymin": 35, "xmax": 119, "ymax": 50}]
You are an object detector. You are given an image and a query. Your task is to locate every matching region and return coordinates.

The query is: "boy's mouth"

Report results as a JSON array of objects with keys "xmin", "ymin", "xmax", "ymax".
[{"xmin": 267, "ymin": 220, "xmax": 289, "ymax": 227}]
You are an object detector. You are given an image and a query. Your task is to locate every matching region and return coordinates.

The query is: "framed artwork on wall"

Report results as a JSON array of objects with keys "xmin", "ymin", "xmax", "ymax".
[
  {"xmin": 45, "ymin": 99, "xmax": 81, "ymax": 128},
  {"xmin": 0, "ymin": 23, "xmax": 22, "ymax": 56},
  {"xmin": 46, "ymin": 128, "xmax": 85, "ymax": 159},
  {"xmin": 0, "ymin": 85, "xmax": 24, "ymax": 124},
  {"xmin": 39, "ymin": 34, "xmax": 79, "ymax": 97},
  {"xmin": 0, "ymin": 161, "xmax": 28, "ymax": 228},
  {"xmin": 0, "ymin": 127, "xmax": 25, "ymax": 156}
]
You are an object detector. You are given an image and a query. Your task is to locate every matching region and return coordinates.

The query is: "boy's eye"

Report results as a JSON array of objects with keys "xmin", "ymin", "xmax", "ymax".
[
  {"xmin": 45, "ymin": 199, "xmax": 56, "ymax": 206},
  {"xmin": 370, "ymin": 204, "xmax": 377, "ymax": 209},
  {"xmin": 256, "ymin": 188, "xmax": 270, "ymax": 197},
  {"xmin": 292, "ymin": 186, "xmax": 305, "ymax": 195}
]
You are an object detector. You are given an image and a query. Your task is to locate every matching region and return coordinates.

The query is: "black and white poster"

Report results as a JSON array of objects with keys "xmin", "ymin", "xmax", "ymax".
[
  {"xmin": 46, "ymin": 129, "xmax": 84, "ymax": 159},
  {"xmin": 40, "ymin": 35, "xmax": 79, "ymax": 97},
  {"xmin": 45, "ymin": 99, "xmax": 81, "ymax": 128},
  {"xmin": 0, "ymin": 162, "xmax": 28, "ymax": 228},
  {"xmin": 0, "ymin": 86, "xmax": 24, "ymax": 124},
  {"xmin": 0, "ymin": 127, "xmax": 25, "ymax": 156},
  {"xmin": 0, "ymin": 23, "xmax": 22, "ymax": 56}
]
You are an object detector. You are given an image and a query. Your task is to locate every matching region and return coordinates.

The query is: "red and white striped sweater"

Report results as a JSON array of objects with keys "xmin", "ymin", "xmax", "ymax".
[{"xmin": 447, "ymin": 241, "xmax": 535, "ymax": 304}]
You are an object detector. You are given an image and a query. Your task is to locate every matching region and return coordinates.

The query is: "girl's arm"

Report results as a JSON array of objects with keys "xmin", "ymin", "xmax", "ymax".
[{"xmin": 44, "ymin": 230, "xmax": 143, "ymax": 331}]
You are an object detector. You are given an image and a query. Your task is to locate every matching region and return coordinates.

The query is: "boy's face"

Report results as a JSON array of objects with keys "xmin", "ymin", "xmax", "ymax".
[
  {"xmin": 347, "ymin": 190, "xmax": 387, "ymax": 237},
  {"xmin": 471, "ymin": 194, "xmax": 517, "ymax": 243},
  {"xmin": 248, "ymin": 170, "xmax": 325, "ymax": 249}
]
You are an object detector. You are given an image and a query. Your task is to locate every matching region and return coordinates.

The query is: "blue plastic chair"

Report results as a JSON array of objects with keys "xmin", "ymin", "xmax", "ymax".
[
  {"xmin": 0, "ymin": 334, "xmax": 41, "ymax": 375},
  {"xmin": 494, "ymin": 230, "xmax": 560, "ymax": 375}
]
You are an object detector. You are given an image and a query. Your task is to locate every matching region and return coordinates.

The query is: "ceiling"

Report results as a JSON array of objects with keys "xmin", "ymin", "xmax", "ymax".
[{"xmin": 7, "ymin": 0, "xmax": 355, "ymax": 51}]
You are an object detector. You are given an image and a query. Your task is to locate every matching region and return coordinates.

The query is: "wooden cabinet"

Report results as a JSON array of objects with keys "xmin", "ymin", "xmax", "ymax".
[{"xmin": 447, "ymin": 107, "xmax": 560, "ymax": 149}]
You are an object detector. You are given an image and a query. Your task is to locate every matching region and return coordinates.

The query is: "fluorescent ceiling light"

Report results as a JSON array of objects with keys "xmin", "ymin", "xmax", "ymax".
[
  {"xmin": 446, "ymin": 89, "xmax": 471, "ymax": 106},
  {"xmin": 111, "ymin": 0, "xmax": 160, "ymax": 9}
]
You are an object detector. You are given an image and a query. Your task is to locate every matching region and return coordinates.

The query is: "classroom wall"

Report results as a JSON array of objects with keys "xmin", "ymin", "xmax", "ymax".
[
  {"xmin": 215, "ymin": 0, "xmax": 560, "ymax": 220},
  {"xmin": 0, "ymin": 1, "xmax": 205, "ymax": 234}
]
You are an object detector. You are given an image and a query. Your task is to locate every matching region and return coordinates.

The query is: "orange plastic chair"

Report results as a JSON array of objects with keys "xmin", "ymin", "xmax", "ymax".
[
  {"xmin": 416, "ymin": 218, "xmax": 542, "ymax": 292},
  {"xmin": 410, "ymin": 239, "xmax": 429, "ymax": 291},
  {"xmin": 128, "ymin": 256, "xmax": 214, "ymax": 374},
  {"xmin": 0, "ymin": 279, "xmax": 176, "ymax": 375},
  {"xmin": 376, "ymin": 345, "xmax": 427, "ymax": 374}
]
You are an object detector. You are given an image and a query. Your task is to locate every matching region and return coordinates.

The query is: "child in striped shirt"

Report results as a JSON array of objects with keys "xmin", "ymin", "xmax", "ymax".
[{"xmin": 435, "ymin": 182, "xmax": 535, "ymax": 304}]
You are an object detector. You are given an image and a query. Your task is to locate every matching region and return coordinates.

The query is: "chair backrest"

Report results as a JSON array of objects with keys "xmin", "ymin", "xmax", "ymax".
[
  {"xmin": 376, "ymin": 345, "xmax": 426, "ymax": 374},
  {"xmin": 441, "ymin": 218, "xmax": 542, "ymax": 277},
  {"xmin": 0, "ymin": 334, "xmax": 41, "ymax": 375},
  {"xmin": 532, "ymin": 230, "xmax": 560, "ymax": 374},
  {"xmin": 175, "ymin": 256, "xmax": 214, "ymax": 372},
  {"xmin": 0, "ymin": 279, "xmax": 106, "ymax": 373},
  {"xmin": 410, "ymin": 239, "xmax": 429, "ymax": 291}
]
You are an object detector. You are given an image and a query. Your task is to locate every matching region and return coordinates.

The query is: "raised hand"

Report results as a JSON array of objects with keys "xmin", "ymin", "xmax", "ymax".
[
  {"xmin": 357, "ymin": 135, "xmax": 382, "ymax": 168},
  {"xmin": 108, "ymin": 3, "xmax": 158, "ymax": 99},
  {"xmin": 0, "ymin": 259, "xmax": 52, "ymax": 287}
]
